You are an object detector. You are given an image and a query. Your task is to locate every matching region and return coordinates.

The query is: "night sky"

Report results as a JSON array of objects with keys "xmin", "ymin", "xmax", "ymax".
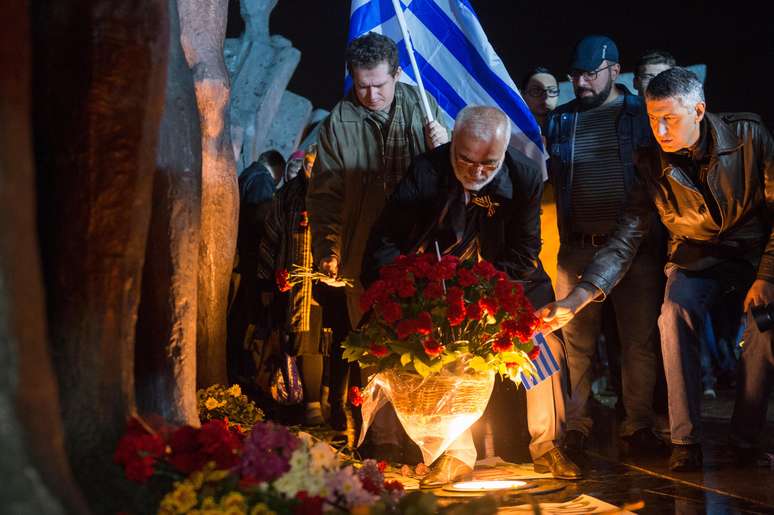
[{"xmin": 262, "ymin": 1, "xmax": 773, "ymax": 129}]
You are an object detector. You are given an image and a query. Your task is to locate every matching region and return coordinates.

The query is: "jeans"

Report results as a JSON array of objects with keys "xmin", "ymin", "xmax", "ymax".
[
  {"xmin": 557, "ymin": 244, "xmax": 663, "ymax": 436},
  {"xmin": 658, "ymin": 261, "xmax": 764, "ymax": 445}
]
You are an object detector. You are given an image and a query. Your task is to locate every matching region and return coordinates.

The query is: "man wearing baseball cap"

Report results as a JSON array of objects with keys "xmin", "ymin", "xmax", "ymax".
[{"xmin": 544, "ymin": 35, "xmax": 665, "ymax": 459}]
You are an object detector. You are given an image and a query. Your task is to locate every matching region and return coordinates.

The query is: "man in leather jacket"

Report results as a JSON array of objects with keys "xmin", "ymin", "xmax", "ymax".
[{"xmin": 541, "ymin": 67, "xmax": 774, "ymax": 472}]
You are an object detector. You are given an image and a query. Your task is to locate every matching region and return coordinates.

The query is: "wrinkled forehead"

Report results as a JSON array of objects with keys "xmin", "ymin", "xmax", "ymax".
[{"xmin": 454, "ymin": 129, "xmax": 508, "ymax": 159}]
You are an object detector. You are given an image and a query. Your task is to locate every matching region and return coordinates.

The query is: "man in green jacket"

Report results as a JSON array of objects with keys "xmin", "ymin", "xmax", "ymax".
[{"xmin": 306, "ymin": 32, "xmax": 448, "ymax": 444}]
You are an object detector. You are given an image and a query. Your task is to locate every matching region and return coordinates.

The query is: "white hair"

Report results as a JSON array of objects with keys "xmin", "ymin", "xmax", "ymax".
[{"xmin": 453, "ymin": 106, "xmax": 511, "ymax": 145}]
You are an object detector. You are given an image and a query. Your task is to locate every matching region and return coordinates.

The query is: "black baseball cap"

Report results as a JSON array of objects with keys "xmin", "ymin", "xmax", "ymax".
[{"xmin": 570, "ymin": 35, "xmax": 619, "ymax": 72}]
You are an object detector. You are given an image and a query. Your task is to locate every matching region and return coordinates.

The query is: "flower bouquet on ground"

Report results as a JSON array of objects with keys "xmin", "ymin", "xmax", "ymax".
[
  {"xmin": 342, "ymin": 254, "xmax": 543, "ymax": 466},
  {"xmin": 197, "ymin": 384, "xmax": 264, "ymax": 431},
  {"xmin": 114, "ymin": 417, "xmax": 412, "ymax": 514}
]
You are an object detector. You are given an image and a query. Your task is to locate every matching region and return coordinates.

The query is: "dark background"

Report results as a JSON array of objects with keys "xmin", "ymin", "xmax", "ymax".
[{"xmin": 248, "ymin": 1, "xmax": 774, "ymax": 127}]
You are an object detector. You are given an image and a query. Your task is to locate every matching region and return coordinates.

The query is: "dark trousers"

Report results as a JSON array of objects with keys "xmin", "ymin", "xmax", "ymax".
[{"xmin": 659, "ymin": 261, "xmax": 772, "ymax": 446}]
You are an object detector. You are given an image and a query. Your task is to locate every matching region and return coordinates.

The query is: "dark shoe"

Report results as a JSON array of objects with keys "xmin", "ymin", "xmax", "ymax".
[
  {"xmin": 622, "ymin": 428, "xmax": 668, "ymax": 454},
  {"xmin": 669, "ymin": 444, "xmax": 702, "ymax": 472},
  {"xmin": 419, "ymin": 453, "xmax": 473, "ymax": 489},
  {"xmin": 729, "ymin": 444, "xmax": 765, "ymax": 467},
  {"xmin": 533, "ymin": 447, "xmax": 583, "ymax": 480},
  {"xmin": 563, "ymin": 430, "xmax": 588, "ymax": 456}
]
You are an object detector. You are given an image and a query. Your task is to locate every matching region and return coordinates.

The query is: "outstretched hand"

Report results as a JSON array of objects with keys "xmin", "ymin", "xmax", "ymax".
[{"xmin": 537, "ymin": 285, "xmax": 599, "ymax": 334}]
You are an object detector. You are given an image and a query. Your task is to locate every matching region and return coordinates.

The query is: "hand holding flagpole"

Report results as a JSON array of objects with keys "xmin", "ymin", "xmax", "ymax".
[{"xmin": 391, "ymin": 0, "xmax": 434, "ymax": 123}]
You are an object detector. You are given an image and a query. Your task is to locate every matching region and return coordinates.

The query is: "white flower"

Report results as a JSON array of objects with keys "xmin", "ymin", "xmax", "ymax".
[{"xmin": 309, "ymin": 442, "xmax": 338, "ymax": 472}]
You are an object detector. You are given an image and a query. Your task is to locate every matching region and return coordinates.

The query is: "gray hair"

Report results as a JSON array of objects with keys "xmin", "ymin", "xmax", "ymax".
[
  {"xmin": 645, "ymin": 66, "xmax": 705, "ymax": 107},
  {"xmin": 453, "ymin": 106, "xmax": 511, "ymax": 145}
]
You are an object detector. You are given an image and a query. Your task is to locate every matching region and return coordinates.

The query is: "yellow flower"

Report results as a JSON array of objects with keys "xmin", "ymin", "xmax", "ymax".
[
  {"xmin": 189, "ymin": 469, "xmax": 205, "ymax": 490},
  {"xmin": 220, "ymin": 492, "xmax": 247, "ymax": 512},
  {"xmin": 227, "ymin": 384, "xmax": 242, "ymax": 397},
  {"xmin": 249, "ymin": 504, "xmax": 275, "ymax": 515},
  {"xmin": 205, "ymin": 397, "xmax": 225, "ymax": 410},
  {"xmin": 201, "ymin": 497, "xmax": 218, "ymax": 509},
  {"xmin": 169, "ymin": 481, "xmax": 199, "ymax": 513}
]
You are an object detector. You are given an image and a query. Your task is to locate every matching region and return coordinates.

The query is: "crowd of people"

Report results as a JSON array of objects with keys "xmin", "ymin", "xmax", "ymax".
[{"xmin": 227, "ymin": 31, "xmax": 774, "ymax": 486}]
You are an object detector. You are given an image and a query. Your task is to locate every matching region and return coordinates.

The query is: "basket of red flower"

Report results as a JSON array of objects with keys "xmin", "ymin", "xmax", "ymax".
[{"xmin": 343, "ymin": 253, "xmax": 543, "ymax": 465}]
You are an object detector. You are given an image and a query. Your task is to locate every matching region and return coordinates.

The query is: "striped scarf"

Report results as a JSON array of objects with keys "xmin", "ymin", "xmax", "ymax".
[{"xmin": 366, "ymin": 86, "xmax": 417, "ymax": 194}]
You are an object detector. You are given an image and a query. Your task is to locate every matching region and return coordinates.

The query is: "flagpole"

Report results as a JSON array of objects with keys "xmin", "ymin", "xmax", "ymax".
[{"xmin": 390, "ymin": 0, "xmax": 434, "ymax": 123}]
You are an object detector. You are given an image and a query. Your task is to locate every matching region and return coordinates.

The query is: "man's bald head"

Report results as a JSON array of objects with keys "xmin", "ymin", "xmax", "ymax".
[
  {"xmin": 451, "ymin": 106, "xmax": 511, "ymax": 191},
  {"xmin": 453, "ymin": 106, "xmax": 512, "ymax": 148}
]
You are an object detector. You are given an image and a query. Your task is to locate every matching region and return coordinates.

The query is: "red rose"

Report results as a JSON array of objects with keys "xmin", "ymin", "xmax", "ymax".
[
  {"xmin": 349, "ymin": 386, "xmax": 363, "ymax": 407},
  {"xmin": 492, "ymin": 335, "xmax": 514, "ymax": 353},
  {"xmin": 423, "ymin": 337, "xmax": 444, "ymax": 358},
  {"xmin": 276, "ymin": 269, "xmax": 292, "ymax": 292},
  {"xmin": 369, "ymin": 342, "xmax": 390, "ymax": 358},
  {"xmin": 378, "ymin": 301, "xmax": 403, "ymax": 324}
]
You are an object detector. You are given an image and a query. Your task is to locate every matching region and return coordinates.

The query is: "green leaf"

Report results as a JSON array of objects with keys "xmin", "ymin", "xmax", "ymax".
[
  {"xmin": 400, "ymin": 352, "xmax": 413, "ymax": 366},
  {"xmin": 413, "ymin": 359, "xmax": 431, "ymax": 377},
  {"xmin": 467, "ymin": 355, "xmax": 489, "ymax": 373}
]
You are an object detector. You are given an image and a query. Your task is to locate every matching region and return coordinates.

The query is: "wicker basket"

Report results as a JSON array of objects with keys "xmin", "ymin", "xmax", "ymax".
[{"xmin": 377, "ymin": 367, "xmax": 495, "ymax": 465}]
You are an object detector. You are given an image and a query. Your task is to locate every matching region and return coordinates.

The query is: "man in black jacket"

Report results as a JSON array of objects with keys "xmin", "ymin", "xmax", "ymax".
[
  {"xmin": 363, "ymin": 106, "xmax": 581, "ymax": 485},
  {"xmin": 541, "ymin": 68, "xmax": 774, "ymax": 471}
]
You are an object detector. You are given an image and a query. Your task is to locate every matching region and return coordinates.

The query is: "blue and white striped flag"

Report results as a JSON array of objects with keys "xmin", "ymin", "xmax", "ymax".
[
  {"xmin": 346, "ymin": 0, "xmax": 547, "ymax": 177},
  {"xmin": 520, "ymin": 332, "xmax": 561, "ymax": 390}
]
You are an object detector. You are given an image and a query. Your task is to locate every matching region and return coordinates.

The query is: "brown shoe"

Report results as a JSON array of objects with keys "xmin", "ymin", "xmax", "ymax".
[
  {"xmin": 418, "ymin": 453, "xmax": 473, "ymax": 489},
  {"xmin": 533, "ymin": 447, "xmax": 583, "ymax": 480}
]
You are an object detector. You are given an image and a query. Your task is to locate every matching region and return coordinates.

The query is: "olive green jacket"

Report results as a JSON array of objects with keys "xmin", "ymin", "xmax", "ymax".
[{"xmin": 306, "ymin": 82, "xmax": 445, "ymax": 325}]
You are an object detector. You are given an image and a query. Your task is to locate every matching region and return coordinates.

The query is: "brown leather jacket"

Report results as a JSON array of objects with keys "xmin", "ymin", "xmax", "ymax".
[{"xmin": 582, "ymin": 111, "xmax": 774, "ymax": 296}]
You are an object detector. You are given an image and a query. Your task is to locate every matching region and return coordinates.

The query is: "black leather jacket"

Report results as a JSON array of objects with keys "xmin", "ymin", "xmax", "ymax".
[{"xmin": 583, "ymin": 112, "xmax": 774, "ymax": 295}]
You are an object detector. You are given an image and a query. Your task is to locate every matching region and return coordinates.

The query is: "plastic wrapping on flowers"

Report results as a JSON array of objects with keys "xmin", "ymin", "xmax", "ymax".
[{"xmin": 358, "ymin": 357, "xmax": 495, "ymax": 466}]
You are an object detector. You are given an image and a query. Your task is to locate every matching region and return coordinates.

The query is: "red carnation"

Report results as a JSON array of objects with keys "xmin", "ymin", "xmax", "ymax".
[
  {"xmin": 384, "ymin": 479, "xmax": 405, "ymax": 492},
  {"xmin": 492, "ymin": 335, "xmax": 514, "ymax": 353},
  {"xmin": 528, "ymin": 344, "xmax": 541, "ymax": 360},
  {"xmin": 423, "ymin": 337, "xmax": 444, "ymax": 358},
  {"xmin": 349, "ymin": 386, "xmax": 363, "ymax": 407},
  {"xmin": 480, "ymin": 296, "xmax": 498, "ymax": 315},
  {"xmin": 113, "ymin": 419, "xmax": 165, "ymax": 484},
  {"xmin": 360, "ymin": 280, "xmax": 388, "ymax": 311},
  {"xmin": 395, "ymin": 319, "xmax": 416, "ymax": 340},
  {"xmin": 378, "ymin": 301, "xmax": 403, "ymax": 324},
  {"xmin": 396, "ymin": 278, "xmax": 417, "ymax": 298},
  {"xmin": 370, "ymin": 342, "xmax": 390, "ymax": 358},
  {"xmin": 466, "ymin": 301, "xmax": 482, "ymax": 321},
  {"xmin": 294, "ymin": 491, "xmax": 324, "ymax": 515},
  {"xmin": 276, "ymin": 269, "xmax": 292, "ymax": 292},
  {"xmin": 415, "ymin": 311, "xmax": 433, "ymax": 335},
  {"xmin": 299, "ymin": 211, "xmax": 309, "ymax": 228},
  {"xmin": 472, "ymin": 260, "xmax": 498, "ymax": 279},
  {"xmin": 423, "ymin": 281, "xmax": 445, "ymax": 300},
  {"xmin": 457, "ymin": 268, "xmax": 478, "ymax": 287}
]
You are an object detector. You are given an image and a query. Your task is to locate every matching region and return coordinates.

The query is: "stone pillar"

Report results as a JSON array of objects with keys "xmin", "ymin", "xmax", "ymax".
[
  {"xmin": 31, "ymin": 1, "xmax": 169, "ymax": 510},
  {"xmin": 178, "ymin": 0, "xmax": 240, "ymax": 388},
  {"xmin": 135, "ymin": 0, "xmax": 201, "ymax": 425},
  {"xmin": 0, "ymin": 2, "xmax": 86, "ymax": 513}
]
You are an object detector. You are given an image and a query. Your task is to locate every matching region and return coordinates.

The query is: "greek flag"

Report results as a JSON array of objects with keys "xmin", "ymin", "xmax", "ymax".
[
  {"xmin": 520, "ymin": 332, "xmax": 561, "ymax": 390},
  {"xmin": 346, "ymin": 0, "xmax": 546, "ymax": 175}
]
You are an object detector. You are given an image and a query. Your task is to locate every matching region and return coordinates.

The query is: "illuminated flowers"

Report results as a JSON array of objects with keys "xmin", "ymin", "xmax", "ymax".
[{"xmin": 343, "ymin": 254, "xmax": 540, "ymax": 379}]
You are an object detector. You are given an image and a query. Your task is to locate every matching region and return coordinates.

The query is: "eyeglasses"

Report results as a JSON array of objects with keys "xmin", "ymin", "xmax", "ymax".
[
  {"xmin": 525, "ymin": 86, "xmax": 559, "ymax": 98},
  {"xmin": 454, "ymin": 153, "xmax": 502, "ymax": 173},
  {"xmin": 567, "ymin": 64, "xmax": 614, "ymax": 82}
]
